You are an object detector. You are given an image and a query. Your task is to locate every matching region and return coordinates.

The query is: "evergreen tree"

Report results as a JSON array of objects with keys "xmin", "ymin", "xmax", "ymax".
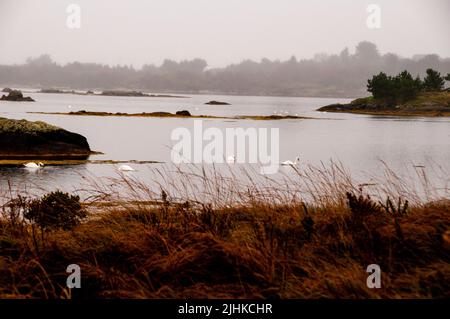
[
  {"xmin": 393, "ymin": 71, "xmax": 422, "ymax": 101},
  {"xmin": 423, "ymin": 68, "xmax": 445, "ymax": 91},
  {"xmin": 367, "ymin": 72, "xmax": 393, "ymax": 99}
]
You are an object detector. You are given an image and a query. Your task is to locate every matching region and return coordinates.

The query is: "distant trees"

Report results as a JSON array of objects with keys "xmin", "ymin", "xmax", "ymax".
[
  {"xmin": 367, "ymin": 68, "xmax": 448, "ymax": 102},
  {"xmin": 0, "ymin": 42, "xmax": 449, "ymax": 97},
  {"xmin": 354, "ymin": 41, "xmax": 380, "ymax": 62},
  {"xmin": 25, "ymin": 54, "xmax": 54, "ymax": 66}
]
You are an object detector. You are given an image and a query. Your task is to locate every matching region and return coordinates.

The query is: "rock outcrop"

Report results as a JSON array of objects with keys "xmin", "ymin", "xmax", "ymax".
[
  {"xmin": 0, "ymin": 90, "xmax": 35, "ymax": 102},
  {"xmin": 0, "ymin": 118, "xmax": 92, "ymax": 159},
  {"xmin": 175, "ymin": 110, "xmax": 191, "ymax": 116}
]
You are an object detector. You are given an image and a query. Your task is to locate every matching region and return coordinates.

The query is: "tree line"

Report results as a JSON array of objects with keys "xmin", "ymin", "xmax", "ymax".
[
  {"xmin": 0, "ymin": 41, "xmax": 449, "ymax": 97},
  {"xmin": 367, "ymin": 69, "xmax": 450, "ymax": 102}
]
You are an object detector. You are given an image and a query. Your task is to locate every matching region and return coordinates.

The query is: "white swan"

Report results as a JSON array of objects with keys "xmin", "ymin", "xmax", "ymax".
[
  {"xmin": 24, "ymin": 162, "xmax": 44, "ymax": 169},
  {"xmin": 118, "ymin": 164, "xmax": 135, "ymax": 171},
  {"xmin": 226, "ymin": 155, "xmax": 236, "ymax": 164},
  {"xmin": 281, "ymin": 156, "xmax": 300, "ymax": 166}
]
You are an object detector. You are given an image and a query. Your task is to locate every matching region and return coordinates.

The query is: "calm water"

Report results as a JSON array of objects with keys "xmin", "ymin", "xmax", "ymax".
[{"xmin": 1, "ymin": 91, "xmax": 449, "ymax": 198}]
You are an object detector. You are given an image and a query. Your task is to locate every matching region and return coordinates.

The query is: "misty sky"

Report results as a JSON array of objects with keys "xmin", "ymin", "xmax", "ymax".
[{"xmin": 0, "ymin": 0, "xmax": 449, "ymax": 68}]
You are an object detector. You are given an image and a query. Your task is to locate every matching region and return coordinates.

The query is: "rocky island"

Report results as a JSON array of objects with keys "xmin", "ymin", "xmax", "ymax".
[
  {"xmin": 205, "ymin": 100, "xmax": 231, "ymax": 105},
  {"xmin": 318, "ymin": 92, "xmax": 450, "ymax": 117},
  {"xmin": 0, "ymin": 118, "xmax": 92, "ymax": 159},
  {"xmin": 318, "ymin": 69, "xmax": 450, "ymax": 117},
  {"xmin": 0, "ymin": 90, "xmax": 35, "ymax": 102}
]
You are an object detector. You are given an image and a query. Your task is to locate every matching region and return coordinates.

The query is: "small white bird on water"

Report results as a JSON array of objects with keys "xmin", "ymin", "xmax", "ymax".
[
  {"xmin": 281, "ymin": 156, "xmax": 300, "ymax": 166},
  {"xmin": 24, "ymin": 162, "xmax": 44, "ymax": 169},
  {"xmin": 226, "ymin": 155, "xmax": 236, "ymax": 164},
  {"xmin": 118, "ymin": 164, "xmax": 135, "ymax": 171}
]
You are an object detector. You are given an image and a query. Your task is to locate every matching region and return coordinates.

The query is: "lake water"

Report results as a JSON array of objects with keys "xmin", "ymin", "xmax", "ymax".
[{"xmin": 1, "ymin": 91, "xmax": 449, "ymax": 200}]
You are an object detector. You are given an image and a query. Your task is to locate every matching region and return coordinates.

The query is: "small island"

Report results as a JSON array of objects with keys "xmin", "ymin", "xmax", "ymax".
[
  {"xmin": 0, "ymin": 117, "xmax": 92, "ymax": 159},
  {"xmin": 205, "ymin": 100, "xmax": 231, "ymax": 105},
  {"xmin": 28, "ymin": 110, "xmax": 312, "ymax": 121},
  {"xmin": 0, "ymin": 90, "xmax": 35, "ymax": 102},
  {"xmin": 318, "ymin": 69, "xmax": 450, "ymax": 117}
]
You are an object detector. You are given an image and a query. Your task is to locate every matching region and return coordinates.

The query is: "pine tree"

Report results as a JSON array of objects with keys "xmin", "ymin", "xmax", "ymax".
[{"xmin": 423, "ymin": 68, "xmax": 445, "ymax": 91}]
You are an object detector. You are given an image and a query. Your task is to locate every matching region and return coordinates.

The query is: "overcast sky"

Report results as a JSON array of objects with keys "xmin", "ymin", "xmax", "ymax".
[{"xmin": 0, "ymin": 0, "xmax": 449, "ymax": 68}]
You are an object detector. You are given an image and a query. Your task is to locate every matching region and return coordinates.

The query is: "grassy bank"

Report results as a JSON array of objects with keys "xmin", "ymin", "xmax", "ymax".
[{"xmin": 0, "ymin": 163, "xmax": 449, "ymax": 299}]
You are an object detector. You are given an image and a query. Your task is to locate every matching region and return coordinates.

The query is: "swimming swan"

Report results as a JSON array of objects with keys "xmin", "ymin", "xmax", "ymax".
[
  {"xmin": 281, "ymin": 157, "xmax": 300, "ymax": 166},
  {"xmin": 118, "ymin": 164, "xmax": 135, "ymax": 171},
  {"xmin": 24, "ymin": 162, "xmax": 44, "ymax": 169},
  {"xmin": 226, "ymin": 155, "xmax": 236, "ymax": 164}
]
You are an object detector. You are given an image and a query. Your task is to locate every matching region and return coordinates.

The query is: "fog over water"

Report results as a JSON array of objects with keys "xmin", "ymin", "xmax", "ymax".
[{"xmin": 0, "ymin": 0, "xmax": 449, "ymax": 67}]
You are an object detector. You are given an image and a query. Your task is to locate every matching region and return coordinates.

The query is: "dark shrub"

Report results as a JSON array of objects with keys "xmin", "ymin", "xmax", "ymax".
[{"xmin": 24, "ymin": 191, "xmax": 87, "ymax": 230}]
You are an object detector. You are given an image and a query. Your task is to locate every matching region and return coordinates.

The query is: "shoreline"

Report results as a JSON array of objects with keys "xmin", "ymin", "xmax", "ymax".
[{"xmin": 28, "ymin": 111, "xmax": 315, "ymax": 121}]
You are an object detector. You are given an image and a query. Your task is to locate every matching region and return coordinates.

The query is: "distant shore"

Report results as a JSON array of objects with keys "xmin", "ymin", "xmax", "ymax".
[{"xmin": 35, "ymin": 89, "xmax": 188, "ymax": 98}]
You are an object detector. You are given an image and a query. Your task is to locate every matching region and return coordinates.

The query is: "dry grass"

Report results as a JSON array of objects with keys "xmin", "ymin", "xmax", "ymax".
[{"xmin": 0, "ymin": 162, "xmax": 449, "ymax": 299}]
